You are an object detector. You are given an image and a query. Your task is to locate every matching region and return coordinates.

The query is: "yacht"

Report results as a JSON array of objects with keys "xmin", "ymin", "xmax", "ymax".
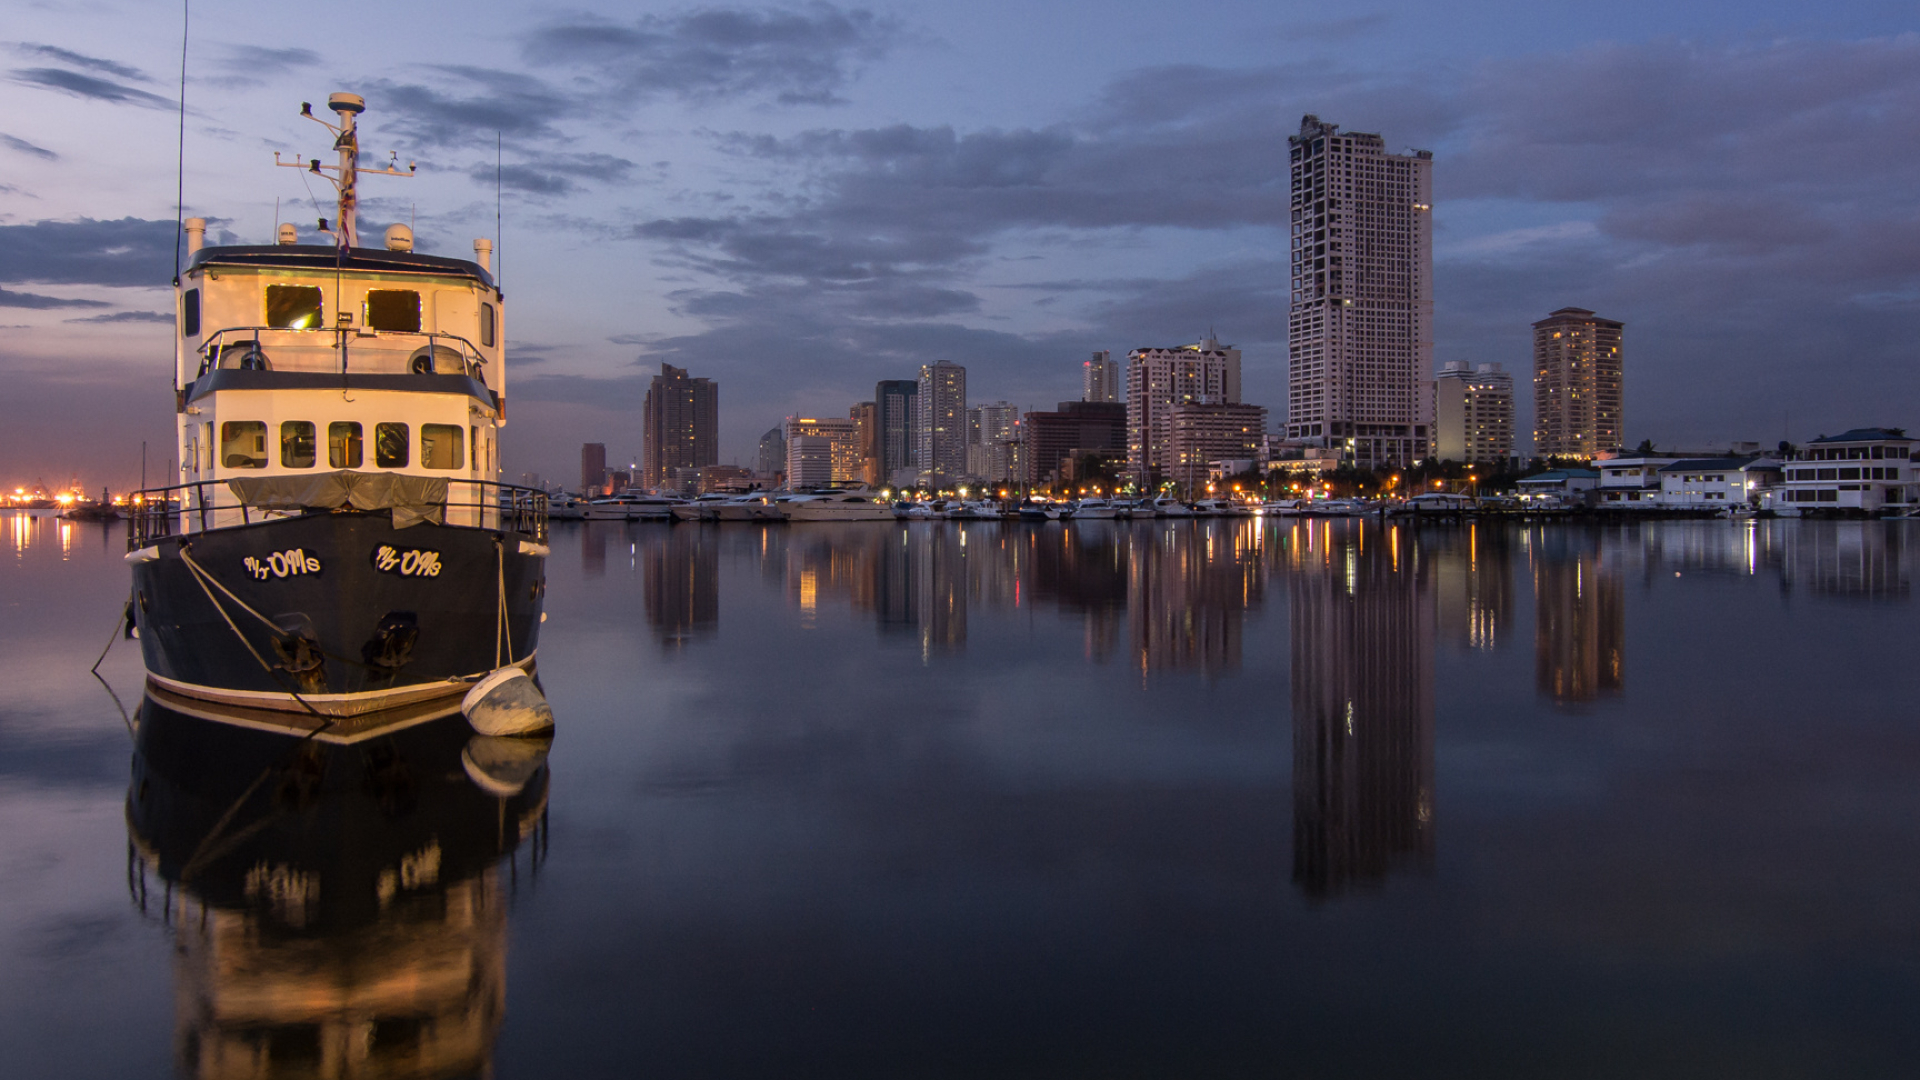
[
  {"xmin": 1147, "ymin": 496, "xmax": 1194, "ymax": 518},
  {"xmin": 548, "ymin": 493, "xmax": 588, "ymax": 520},
  {"xmin": 781, "ymin": 489, "xmax": 896, "ymax": 522},
  {"xmin": 712, "ymin": 493, "xmax": 781, "ymax": 521},
  {"xmin": 1071, "ymin": 498, "xmax": 1119, "ymax": 520},
  {"xmin": 670, "ymin": 494, "xmax": 734, "ymax": 522},
  {"xmin": 581, "ymin": 494, "xmax": 678, "ymax": 521},
  {"xmin": 125, "ymin": 91, "xmax": 545, "ymax": 718}
]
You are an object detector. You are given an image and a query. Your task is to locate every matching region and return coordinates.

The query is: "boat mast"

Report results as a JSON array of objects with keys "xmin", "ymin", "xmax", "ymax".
[{"xmin": 276, "ymin": 92, "xmax": 415, "ymax": 249}]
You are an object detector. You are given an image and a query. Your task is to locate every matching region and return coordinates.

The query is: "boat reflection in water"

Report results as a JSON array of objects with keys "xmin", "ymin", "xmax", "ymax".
[{"xmin": 126, "ymin": 695, "xmax": 550, "ymax": 1079}]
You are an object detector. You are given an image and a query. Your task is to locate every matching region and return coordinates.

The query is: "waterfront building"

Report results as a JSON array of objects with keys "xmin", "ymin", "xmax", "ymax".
[
  {"xmin": 1432, "ymin": 362, "xmax": 1513, "ymax": 466},
  {"xmin": 1514, "ymin": 469, "xmax": 1600, "ymax": 505},
  {"xmin": 1083, "ymin": 350, "xmax": 1121, "ymax": 403},
  {"xmin": 1126, "ymin": 336, "xmax": 1241, "ymax": 484},
  {"xmin": 785, "ymin": 416, "xmax": 860, "ymax": 488},
  {"xmin": 1532, "ymin": 307, "xmax": 1624, "ymax": 459},
  {"xmin": 697, "ymin": 464, "xmax": 756, "ymax": 494},
  {"xmin": 755, "ymin": 427, "xmax": 785, "ymax": 479},
  {"xmin": 1768, "ymin": 428, "xmax": 1918, "ymax": 514},
  {"xmin": 1286, "ymin": 115, "xmax": 1434, "ymax": 469},
  {"xmin": 1024, "ymin": 401, "xmax": 1128, "ymax": 486},
  {"xmin": 875, "ymin": 379, "xmax": 919, "ymax": 483},
  {"xmin": 1657, "ymin": 458, "xmax": 1781, "ymax": 509},
  {"xmin": 1167, "ymin": 403, "xmax": 1267, "ymax": 492},
  {"xmin": 1596, "ymin": 455, "xmax": 1677, "ymax": 508},
  {"xmin": 850, "ymin": 401, "xmax": 881, "ymax": 487},
  {"xmin": 641, "ymin": 363, "xmax": 718, "ymax": 491},
  {"xmin": 917, "ymin": 361, "xmax": 967, "ymax": 483},
  {"xmin": 965, "ymin": 401, "xmax": 1020, "ymax": 482},
  {"xmin": 580, "ymin": 442, "xmax": 607, "ymax": 493}
]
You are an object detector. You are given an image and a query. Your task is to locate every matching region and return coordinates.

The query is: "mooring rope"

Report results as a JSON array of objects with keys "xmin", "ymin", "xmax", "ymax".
[{"xmin": 177, "ymin": 546, "xmax": 327, "ymax": 720}]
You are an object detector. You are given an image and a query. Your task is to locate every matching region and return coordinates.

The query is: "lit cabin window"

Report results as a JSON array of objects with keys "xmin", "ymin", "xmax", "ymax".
[
  {"xmin": 376, "ymin": 422, "xmax": 410, "ymax": 468},
  {"xmin": 480, "ymin": 302, "xmax": 496, "ymax": 347},
  {"xmin": 181, "ymin": 289, "xmax": 201, "ymax": 337},
  {"xmin": 366, "ymin": 290, "xmax": 421, "ymax": 332},
  {"xmin": 266, "ymin": 285, "xmax": 323, "ymax": 329},
  {"xmin": 281, "ymin": 421, "xmax": 316, "ymax": 468},
  {"xmin": 329, "ymin": 422, "xmax": 363, "ymax": 468},
  {"xmin": 221, "ymin": 421, "xmax": 268, "ymax": 469},
  {"xmin": 421, "ymin": 424, "xmax": 465, "ymax": 470}
]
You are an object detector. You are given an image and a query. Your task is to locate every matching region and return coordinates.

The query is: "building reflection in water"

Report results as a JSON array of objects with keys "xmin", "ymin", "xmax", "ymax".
[
  {"xmin": 1129, "ymin": 520, "xmax": 1264, "ymax": 678},
  {"xmin": 127, "ymin": 696, "xmax": 549, "ymax": 1079},
  {"xmin": 1430, "ymin": 523, "xmax": 1514, "ymax": 652},
  {"xmin": 1769, "ymin": 520, "xmax": 1913, "ymax": 599},
  {"xmin": 1287, "ymin": 521, "xmax": 1436, "ymax": 899},
  {"xmin": 1532, "ymin": 528, "xmax": 1625, "ymax": 703},
  {"xmin": 646, "ymin": 525, "xmax": 718, "ymax": 646}
]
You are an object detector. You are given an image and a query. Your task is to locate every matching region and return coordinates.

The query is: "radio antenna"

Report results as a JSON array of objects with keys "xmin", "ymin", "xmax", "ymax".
[
  {"xmin": 495, "ymin": 131, "xmax": 503, "ymax": 290},
  {"xmin": 171, "ymin": 0, "xmax": 189, "ymax": 286}
]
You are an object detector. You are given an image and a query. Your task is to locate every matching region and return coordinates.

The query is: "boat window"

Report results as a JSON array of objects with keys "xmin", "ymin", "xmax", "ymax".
[
  {"xmin": 220, "ymin": 421, "xmax": 268, "ymax": 469},
  {"xmin": 421, "ymin": 424, "xmax": 464, "ymax": 470},
  {"xmin": 365, "ymin": 290, "xmax": 421, "ymax": 333},
  {"xmin": 329, "ymin": 422, "xmax": 363, "ymax": 468},
  {"xmin": 266, "ymin": 285, "xmax": 323, "ymax": 329},
  {"xmin": 480, "ymin": 302, "xmax": 496, "ymax": 347},
  {"xmin": 280, "ymin": 421, "xmax": 316, "ymax": 468},
  {"xmin": 181, "ymin": 289, "xmax": 200, "ymax": 337},
  {"xmin": 376, "ymin": 422, "xmax": 409, "ymax": 468}
]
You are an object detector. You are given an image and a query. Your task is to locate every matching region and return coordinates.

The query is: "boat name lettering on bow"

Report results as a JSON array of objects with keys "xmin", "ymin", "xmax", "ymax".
[
  {"xmin": 372, "ymin": 545, "xmax": 443, "ymax": 578},
  {"xmin": 243, "ymin": 549, "xmax": 323, "ymax": 580}
]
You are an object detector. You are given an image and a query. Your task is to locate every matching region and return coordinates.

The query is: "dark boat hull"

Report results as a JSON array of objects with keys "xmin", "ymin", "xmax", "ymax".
[{"xmin": 129, "ymin": 513, "xmax": 544, "ymax": 716}]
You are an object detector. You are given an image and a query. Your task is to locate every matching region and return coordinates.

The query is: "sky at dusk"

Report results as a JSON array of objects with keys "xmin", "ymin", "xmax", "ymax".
[{"xmin": 3, "ymin": 0, "xmax": 1919, "ymax": 489}]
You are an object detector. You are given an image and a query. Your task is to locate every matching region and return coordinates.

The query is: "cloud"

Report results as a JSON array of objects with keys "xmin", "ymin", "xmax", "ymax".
[
  {"xmin": 15, "ymin": 44, "xmax": 149, "ymax": 82},
  {"xmin": 1276, "ymin": 14, "xmax": 1392, "ymax": 43},
  {"xmin": 216, "ymin": 45, "xmax": 320, "ymax": 74},
  {"xmin": 63, "ymin": 310, "xmax": 170, "ymax": 323},
  {"xmin": 1, "ymin": 133, "xmax": 58, "ymax": 160},
  {"xmin": 471, "ymin": 153, "xmax": 635, "ymax": 196},
  {"xmin": 524, "ymin": 4, "xmax": 898, "ymax": 106},
  {"xmin": 9, "ymin": 68, "xmax": 173, "ymax": 109},
  {"xmin": 0, "ymin": 286, "xmax": 110, "ymax": 310},
  {"xmin": 0, "ymin": 218, "xmax": 178, "ymax": 287},
  {"xmin": 363, "ymin": 67, "xmax": 576, "ymax": 147}
]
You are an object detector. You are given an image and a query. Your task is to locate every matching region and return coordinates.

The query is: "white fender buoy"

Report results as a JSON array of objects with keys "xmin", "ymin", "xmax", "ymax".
[
  {"xmin": 462, "ymin": 733, "xmax": 553, "ymax": 796},
  {"xmin": 461, "ymin": 668, "xmax": 554, "ymax": 736}
]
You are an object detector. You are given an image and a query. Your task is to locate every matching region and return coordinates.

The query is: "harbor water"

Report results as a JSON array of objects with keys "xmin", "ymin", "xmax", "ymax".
[{"xmin": 4, "ymin": 511, "xmax": 1920, "ymax": 1076}]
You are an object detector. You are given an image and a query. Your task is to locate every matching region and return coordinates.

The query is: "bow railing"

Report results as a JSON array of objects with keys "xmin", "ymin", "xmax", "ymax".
[{"xmin": 127, "ymin": 477, "xmax": 546, "ymax": 551}]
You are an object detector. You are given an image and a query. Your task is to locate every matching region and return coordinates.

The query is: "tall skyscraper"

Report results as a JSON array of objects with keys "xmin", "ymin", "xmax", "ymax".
[
  {"xmin": 1432, "ymin": 362, "xmax": 1515, "ymax": 466},
  {"xmin": 1126, "ymin": 336, "xmax": 1241, "ymax": 484},
  {"xmin": 1024, "ymin": 401, "xmax": 1128, "ymax": 486},
  {"xmin": 580, "ymin": 442, "xmax": 607, "ymax": 493},
  {"xmin": 1083, "ymin": 350, "xmax": 1120, "ymax": 403},
  {"xmin": 756, "ymin": 427, "xmax": 785, "ymax": 478},
  {"xmin": 874, "ymin": 379, "xmax": 919, "ymax": 483},
  {"xmin": 1286, "ymin": 115, "xmax": 1433, "ymax": 469},
  {"xmin": 917, "ymin": 361, "xmax": 967, "ymax": 483},
  {"xmin": 1532, "ymin": 307, "xmax": 1624, "ymax": 459},
  {"xmin": 849, "ymin": 401, "xmax": 880, "ymax": 486},
  {"xmin": 640, "ymin": 363, "xmax": 717, "ymax": 491},
  {"xmin": 786, "ymin": 416, "xmax": 861, "ymax": 489}
]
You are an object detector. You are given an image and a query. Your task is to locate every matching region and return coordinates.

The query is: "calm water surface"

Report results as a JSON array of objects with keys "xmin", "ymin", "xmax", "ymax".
[{"xmin": 4, "ymin": 511, "xmax": 1920, "ymax": 1076}]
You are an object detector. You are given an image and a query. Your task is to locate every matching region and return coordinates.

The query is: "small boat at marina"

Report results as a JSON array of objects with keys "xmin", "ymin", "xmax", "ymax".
[
  {"xmin": 1072, "ymin": 498, "xmax": 1119, "ymax": 519},
  {"xmin": 548, "ymin": 493, "xmax": 589, "ymax": 520},
  {"xmin": 1147, "ymin": 496, "xmax": 1194, "ymax": 518}
]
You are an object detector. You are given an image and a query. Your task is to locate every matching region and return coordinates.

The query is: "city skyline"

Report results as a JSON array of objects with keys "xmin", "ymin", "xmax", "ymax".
[{"xmin": 3, "ymin": 2, "xmax": 1919, "ymax": 488}]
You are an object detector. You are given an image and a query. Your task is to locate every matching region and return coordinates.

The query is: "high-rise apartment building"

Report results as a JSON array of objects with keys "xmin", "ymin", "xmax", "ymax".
[
  {"xmin": 850, "ymin": 401, "xmax": 880, "ymax": 486},
  {"xmin": 1167, "ymin": 403, "xmax": 1268, "ymax": 490},
  {"xmin": 1532, "ymin": 307, "xmax": 1623, "ymax": 459},
  {"xmin": 1083, "ymin": 350, "xmax": 1121, "ymax": 403},
  {"xmin": 641, "ymin": 363, "xmax": 718, "ymax": 491},
  {"xmin": 1432, "ymin": 361, "xmax": 1515, "ymax": 466},
  {"xmin": 917, "ymin": 361, "xmax": 967, "ymax": 483},
  {"xmin": 1286, "ymin": 115, "xmax": 1433, "ymax": 468},
  {"xmin": 756, "ymin": 427, "xmax": 785, "ymax": 478},
  {"xmin": 580, "ymin": 442, "xmax": 607, "ymax": 493},
  {"xmin": 966, "ymin": 401, "xmax": 1020, "ymax": 482},
  {"xmin": 874, "ymin": 379, "xmax": 919, "ymax": 484},
  {"xmin": 1126, "ymin": 336, "xmax": 1241, "ymax": 484},
  {"xmin": 1024, "ymin": 401, "xmax": 1128, "ymax": 486},
  {"xmin": 786, "ymin": 416, "xmax": 861, "ymax": 488}
]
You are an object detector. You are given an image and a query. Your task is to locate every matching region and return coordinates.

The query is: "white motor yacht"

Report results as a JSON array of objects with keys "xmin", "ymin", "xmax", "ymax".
[
  {"xmin": 582, "ymin": 494, "xmax": 679, "ymax": 521},
  {"xmin": 712, "ymin": 494, "xmax": 780, "ymax": 521},
  {"xmin": 1072, "ymin": 498, "xmax": 1119, "ymax": 520},
  {"xmin": 782, "ymin": 490, "xmax": 896, "ymax": 522},
  {"xmin": 1148, "ymin": 496, "xmax": 1194, "ymax": 518},
  {"xmin": 670, "ymin": 494, "xmax": 734, "ymax": 522}
]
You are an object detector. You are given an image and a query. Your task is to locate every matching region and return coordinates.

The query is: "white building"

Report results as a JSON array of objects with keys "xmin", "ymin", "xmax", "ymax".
[
  {"xmin": 1083, "ymin": 351, "xmax": 1121, "ymax": 404},
  {"xmin": 1768, "ymin": 428, "xmax": 1917, "ymax": 514},
  {"xmin": 917, "ymin": 360, "xmax": 967, "ymax": 483},
  {"xmin": 1657, "ymin": 458, "xmax": 1781, "ymax": 509},
  {"xmin": 786, "ymin": 416, "xmax": 859, "ymax": 488},
  {"xmin": 1432, "ymin": 362, "xmax": 1513, "ymax": 466},
  {"xmin": 1126, "ymin": 336, "xmax": 1241, "ymax": 484},
  {"xmin": 1596, "ymin": 455, "xmax": 1678, "ymax": 509},
  {"xmin": 1286, "ymin": 115, "xmax": 1433, "ymax": 468},
  {"xmin": 1515, "ymin": 468, "xmax": 1599, "ymax": 506}
]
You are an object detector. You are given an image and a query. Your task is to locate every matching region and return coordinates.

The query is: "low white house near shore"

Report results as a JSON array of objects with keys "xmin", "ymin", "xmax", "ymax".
[{"xmin": 1767, "ymin": 428, "xmax": 1917, "ymax": 514}]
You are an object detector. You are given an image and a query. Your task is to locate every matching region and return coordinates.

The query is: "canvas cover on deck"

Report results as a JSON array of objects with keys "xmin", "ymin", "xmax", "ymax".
[{"xmin": 228, "ymin": 471, "xmax": 449, "ymax": 527}]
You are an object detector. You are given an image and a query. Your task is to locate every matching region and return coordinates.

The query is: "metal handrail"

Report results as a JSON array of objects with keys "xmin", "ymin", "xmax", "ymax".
[
  {"xmin": 126, "ymin": 477, "xmax": 547, "ymax": 551},
  {"xmin": 193, "ymin": 325, "xmax": 491, "ymax": 380}
]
